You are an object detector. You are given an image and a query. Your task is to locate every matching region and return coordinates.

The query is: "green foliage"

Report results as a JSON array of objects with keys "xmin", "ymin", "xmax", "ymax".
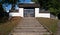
[
  {"xmin": 1, "ymin": 0, "xmax": 20, "ymax": 10},
  {"xmin": 49, "ymin": 7, "xmax": 60, "ymax": 16},
  {"xmin": 49, "ymin": 8, "xmax": 55, "ymax": 12},
  {"xmin": 32, "ymin": 0, "xmax": 60, "ymax": 16},
  {"xmin": 5, "ymin": 0, "xmax": 19, "ymax": 10},
  {"xmin": 49, "ymin": 8, "xmax": 56, "ymax": 15},
  {"xmin": 32, "ymin": 0, "xmax": 38, "ymax": 3},
  {"xmin": 0, "ymin": 2, "xmax": 9, "ymax": 23}
]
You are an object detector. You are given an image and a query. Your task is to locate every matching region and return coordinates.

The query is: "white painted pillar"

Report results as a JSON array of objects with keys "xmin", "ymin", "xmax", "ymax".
[
  {"xmin": 19, "ymin": 8, "xmax": 24, "ymax": 17},
  {"xmin": 35, "ymin": 8, "xmax": 40, "ymax": 17}
]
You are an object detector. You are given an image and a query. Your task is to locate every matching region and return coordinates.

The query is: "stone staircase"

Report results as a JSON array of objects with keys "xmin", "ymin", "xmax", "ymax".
[{"xmin": 9, "ymin": 17, "xmax": 51, "ymax": 35}]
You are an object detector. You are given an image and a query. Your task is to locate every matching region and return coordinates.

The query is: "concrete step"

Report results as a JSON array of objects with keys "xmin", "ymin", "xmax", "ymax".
[
  {"xmin": 17, "ymin": 25, "xmax": 43, "ymax": 27},
  {"xmin": 15, "ymin": 27, "xmax": 44, "ymax": 29},
  {"xmin": 13, "ymin": 30, "xmax": 48, "ymax": 32},
  {"xmin": 13, "ymin": 28, "xmax": 47, "ymax": 32},
  {"xmin": 12, "ymin": 31, "xmax": 50, "ymax": 33},
  {"xmin": 10, "ymin": 32, "xmax": 51, "ymax": 35},
  {"xmin": 9, "ymin": 17, "xmax": 51, "ymax": 35},
  {"xmin": 20, "ymin": 22, "xmax": 41, "ymax": 24},
  {"xmin": 17, "ymin": 23, "xmax": 42, "ymax": 26},
  {"xmin": 19, "ymin": 21, "xmax": 41, "ymax": 23},
  {"xmin": 15, "ymin": 28, "xmax": 47, "ymax": 31},
  {"xmin": 17, "ymin": 23, "xmax": 43, "ymax": 26}
]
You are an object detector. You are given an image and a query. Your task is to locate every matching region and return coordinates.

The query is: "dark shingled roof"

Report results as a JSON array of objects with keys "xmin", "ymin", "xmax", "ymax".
[
  {"xmin": 18, "ymin": 3, "xmax": 50, "ymax": 13},
  {"xmin": 18, "ymin": 3, "xmax": 40, "ymax": 8}
]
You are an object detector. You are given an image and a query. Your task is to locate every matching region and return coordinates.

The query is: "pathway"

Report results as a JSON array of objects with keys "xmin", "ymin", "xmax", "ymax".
[{"xmin": 9, "ymin": 17, "xmax": 51, "ymax": 35}]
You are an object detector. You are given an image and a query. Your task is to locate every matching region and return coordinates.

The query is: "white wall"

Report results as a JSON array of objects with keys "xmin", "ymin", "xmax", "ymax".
[
  {"xmin": 9, "ymin": 8, "xmax": 24, "ymax": 17},
  {"xmin": 9, "ymin": 8, "xmax": 50, "ymax": 18},
  {"xmin": 19, "ymin": 8, "xmax": 24, "ymax": 17},
  {"xmin": 9, "ymin": 13, "xmax": 20, "ymax": 16},
  {"xmin": 35, "ymin": 8, "xmax": 50, "ymax": 18}
]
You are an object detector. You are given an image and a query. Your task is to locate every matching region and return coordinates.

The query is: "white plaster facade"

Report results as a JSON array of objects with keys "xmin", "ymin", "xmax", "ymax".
[
  {"xmin": 35, "ymin": 8, "xmax": 50, "ymax": 18},
  {"xmin": 9, "ymin": 8, "xmax": 24, "ymax": 17},
  {"xmin": 9, "ymin": 8, "xmax": 50, "ymax": 18}
]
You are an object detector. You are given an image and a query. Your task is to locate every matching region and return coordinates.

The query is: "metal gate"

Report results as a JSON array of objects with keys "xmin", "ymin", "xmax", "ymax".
[{"xmin": 24, "ymin": 9, "xmax": 35, "ymax": 17}]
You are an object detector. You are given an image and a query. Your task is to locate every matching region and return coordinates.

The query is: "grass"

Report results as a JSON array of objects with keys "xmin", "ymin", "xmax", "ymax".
[
  {"xmin": 36, "ymin": 18, "xmax": 58, "ymax": 35},
  {"xmin": 0, "ymin": 17, "xmax": 22, "ymax": 35}
]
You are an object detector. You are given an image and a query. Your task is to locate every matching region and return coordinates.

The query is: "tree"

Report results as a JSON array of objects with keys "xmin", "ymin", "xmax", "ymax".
[
  {"xmin": 0, "ymin": 2, "xmax": 9, "ymax": 23},
  {"xmin": 32, "ymin": 0, "xmax": 50, "ymax": 10},
  {"xmin": 2, "ymin": 0, "xmax": 20, "ymax": 10},
  {"xmin": 32, "ymin": 0, "xmax": 60, "ymax": 16},
  {"xmin": 9, "ymin": 0, "xmax": 19, "ymax": 10},
  {"xmin": 49, "ymin": 0, "xmax": 60, "ymax": 16}
]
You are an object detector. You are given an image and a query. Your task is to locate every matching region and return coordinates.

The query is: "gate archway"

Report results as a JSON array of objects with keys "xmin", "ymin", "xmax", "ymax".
[{"xmin": 24, "ymin": 8, "xmax": 35, "ymax": 17}]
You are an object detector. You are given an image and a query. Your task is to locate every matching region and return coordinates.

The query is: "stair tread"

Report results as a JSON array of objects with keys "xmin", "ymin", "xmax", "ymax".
[
  {"xmin": 9, "ymin": 17, "xmax": 51, "ymax": 35},
  {"xmin": 14, "ymin": 30, "xmax": 47, "ymax": 32},
  {"xmin": 10, "ymin": 32, "xmax": 51, "ymax": 35},
  {"xmin": 15, "ymin": 27, "xmax": 44, "ymax": 29}
]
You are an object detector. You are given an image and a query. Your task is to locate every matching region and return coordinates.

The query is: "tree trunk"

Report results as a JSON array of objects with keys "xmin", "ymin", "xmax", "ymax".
[{"xmin": 11, "ymin": 4, "xmax": 15, "ymax": 10}]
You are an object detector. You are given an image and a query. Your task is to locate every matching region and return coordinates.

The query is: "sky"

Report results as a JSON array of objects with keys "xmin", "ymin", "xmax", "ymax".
[
  {"xmin": 3, "ymin": 0, "xmax": 31, "ymax": 12},
  {"xmin": 20, "ymin": 0, "xmax": 31, "ymax": 3}
]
